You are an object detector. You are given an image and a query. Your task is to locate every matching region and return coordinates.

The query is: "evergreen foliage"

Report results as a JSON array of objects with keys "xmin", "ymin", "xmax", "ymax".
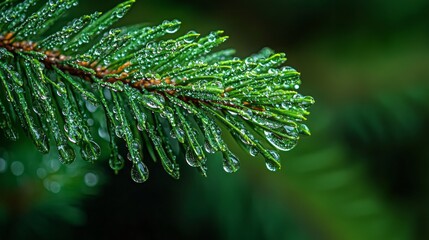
[{"xmin": 0, "ymin": 0, "xmax": 314, "ymax": 182}]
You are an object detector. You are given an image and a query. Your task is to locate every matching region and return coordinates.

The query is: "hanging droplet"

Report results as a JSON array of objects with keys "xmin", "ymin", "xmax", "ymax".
[
  {"xmin": 114, "ymin": 125, "xmax": 124, "ymax": 138},
  {"xmin": 80, "ymin": 140, "xmax": 101, "ymax": 162},
  {"xmin": 264, "ymin": 130, "xmax": 297, "ymax": 151},
  {"xmin": 264, "ymin": 150, "xmax": 280, "ymax": 172},
  {"xmin": 298, "ymin": 123, "xmax": 311, "ymax": 136},
  {"xmin": 197, "ymin": 164, "xmax": 208, "ymax": 177},
  {"xmin": 249, "ymin": 146, "xmax": 259, "ymax": 156},
  {"xmin": 32, "ymin": 98, "xmax": 45, "ymax": 115},
  {"xmin": 265, "ymin": 160, "xmax": 278, "ymax": 172},
  {"xmin": 146, "ymin": 99, "xmax": 161, "ymax": 109},
  {"xmin": 33, "ymin": 130, "xmax": 49, "ymax": 154},
  {"xmin": 283, "ymin": 125, "xmax": 299, "ymax": 138},
  {"xmin": 204, "ymin": 141, "xmax": 215, "ymax": 153},
  {"xmin": 109, "ymin": 153, "xmax": 124, "ymax": 173},
  {"xmin": 222, "ymin": 151, "xmax": 240, "ymax": 173},
  {"xmin": 174, "ymin": 127, "xmax": 185, "ymax": 143},
  {"xmin": 185, "ymin": 148, "xmax": 201, "ymax": 167},
  {"xmin": 131, "ymin": 161, "xmax": 149, "ymax": 183},
  {"xmin": 58, "ymin": 144, "xmax": 76, "ymax": 164}
]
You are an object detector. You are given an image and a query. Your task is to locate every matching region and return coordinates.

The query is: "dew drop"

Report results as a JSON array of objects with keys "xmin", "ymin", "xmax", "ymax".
[
  {"xmin": 298, "ymin": 123, "xmax": 311, "ymax": 135},
  {"xmin": 227, "ymin": 110, "xmax": 238, "ymax": 116},
  {"xmin": 249, "ymin": 146, "xmax": 259, "ymax": 156},
  {"xmin": 32, "ymin": 98, "xmax": 45, "ymax": 115},
  {"xmin": 265, "ymin": 160, "xmax": 278, "ymax": 172},
  {"xmin": 185, "ymin": 148, "xmax": 200, "ymax": 167},
  {"xmin": 174, "ymin": 127, "xmax": 185, "ymax": 143},
  {"xmin": 146, "ymin": 99, "xmax": 161, "ymax": 109},
  {"xmin": 115, "ymin": 125, "xmax": 124, "ymax": 138},
  {"xmin": 114, "ymin": 9, "xmax": 126, "ymax": 18},
  {"xmin": 109, "ymin": 154, "xmax": 124, "ymax": 172},
  {"xmin": 184, "ymin": 31, "xmax": 198, "ymax": 43},
  {"xmin": 131, "ymin": 161, "xmax": 149, "ymax": 183},
  {"xmin": 58, "ymin": 144, "xmax": 76, "ymax": 164},
  {"xmin": 165, "ymin": 19, "xmax": 180, "ymax": 33},
  {"xmin": 204, "ymin": 141, "xmax": 215, "ymax": 153},
  {"xmin": 264, "ymin": 150, "xmax": 280, "ymax": 172},
  {"xmin": 284, "ymin": 125, "xmax": 299, "ymax": 138},
  {"xmin": 264, "ymin": 130, "xmax": 297, "ymax": 151},
  {"xmin": 207, "ymin": 32, "xmax": 217, "ymax": 42},
  {"xmin": 80, "ymin": 140, "xmax": 101, "ymax": 162},
  {"xmin": 222, "ymin": 151, "xmax": 240, "ymax": 173}
]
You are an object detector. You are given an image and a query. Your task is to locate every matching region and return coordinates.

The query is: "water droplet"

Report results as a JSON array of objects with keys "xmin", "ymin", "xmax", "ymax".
[
  {"xmin": 207, "ymin": 32, "xmax": 217, "ymax": 42},
  {"xmin": 80, "ymin": 140, "xmax": 101, "ymax": 162},
  {"xmin": 32, "ymin": 98, "xmax": 45, "ymax": 115},
  {"xmin": 146, "ymin": 99, "xmax": 161, "ymax": 109},
  {"xmin": 137, "ymin": 123, "xmax": 145, "ymax": 131},
  {"xmin": 283, "ymin": 125, "xmax": 299, "ymax": 138},
  {"xmin": 264, "ymin": 130, "xmax": 298, "ymax": 151},
  {"xmin": 58, "ymin": 144, "xmax": 76, "ymax": 164},
  {"xmin": 109, "ymin": 154, "xmax": 124, "ymax": 172},
  {"xmin": 131, "ymin": 161, "xmax": 149, "ymax": 183},
  {"xmin": 227, "ymin": 110, "xmax": 238, "ymax": 116},
  {"xmin": 114, "ymin": 8, "xmax": 127, "ymax": 18},
  {"xmin": 204, "ymin": 141, "xmax": 215, "ymax": 153},
  {"xmin": 174, "ymin": 127, "xmax": 185, "ymax": 143},
  {"xmin": 185, "ymin": 148, "xmax": 200, "ymax": 167},
  {"xmin": 264, "ymin": 150, "xmax": 280, "ymax": 172},
  {"xmin": 164, "ymin": 19, "xmax": 180, "ymax": 33},
  {"xmin": 265, "ymin": 160, "xmax": 278, "ymax": 172},
  {"xmin": 249, "ymin": 146, "xmax": 259, "ymax": 156},
  {"xmin": 298, "ymin": 123, "xmax": 311, "ymax": 135},
  {"xmin": 183, "ymin": 30, "xmax": 198, "ymax": 43},
  {"xmin": 241, "ymin": 109, "xmax": 253, "ymax": 120},
  {"xmin": 115, "ymin": 125, "xmax": 124, "ymax": 138},
  {"xmin": 223, "ymin": 151, "xmax": 240, "ymax": 173}
]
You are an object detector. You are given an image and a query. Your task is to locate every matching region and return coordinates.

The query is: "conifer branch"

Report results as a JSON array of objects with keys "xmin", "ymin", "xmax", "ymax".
[{"xmin": 0, "ymin": 0, "xmax": 314, "ymax": 182}]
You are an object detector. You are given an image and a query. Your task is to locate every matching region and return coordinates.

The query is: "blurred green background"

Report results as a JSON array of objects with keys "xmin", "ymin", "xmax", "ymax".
[{"xmin": 1, "ymin": 0, "xmax": 429, "ymax": 239}]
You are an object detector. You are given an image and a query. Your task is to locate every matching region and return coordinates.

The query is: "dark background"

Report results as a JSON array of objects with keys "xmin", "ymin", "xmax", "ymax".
[{"xmin": 1, "ymin": 0, "xmax": 429, "ymax": 239}]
